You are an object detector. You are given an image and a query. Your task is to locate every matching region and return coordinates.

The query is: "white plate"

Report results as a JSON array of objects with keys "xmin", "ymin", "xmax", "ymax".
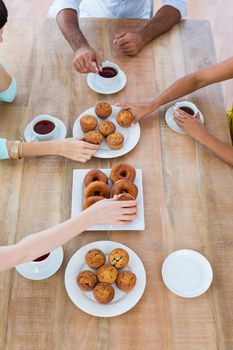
[
  {"xmin": 24, "ymin": 117, "xmax": 67, "ymax": 142},
  {"xmin": 87, "ymin": 69, "xmax": 127, "ymax": 95},
  {"xmin": 15, "ymin": 247, "xmax": 64, "ymax": 280},
  {"xmin": 165, "ymin": 105, "xmax": 204, "ymax": 134},
  {"xmin": 71, "ymin": 168, "xmax": 145, "ymax": 231},
  {"xmin": 162, "ymin": 249, "xmax": 213, "ymax": 298},
  {"xmin": 73, "ymin": 105, "xmax": 140, "ymax": 159},
  {"xmin": 65, "ymin": 240, "xmax": 146, "ymax": 317}
]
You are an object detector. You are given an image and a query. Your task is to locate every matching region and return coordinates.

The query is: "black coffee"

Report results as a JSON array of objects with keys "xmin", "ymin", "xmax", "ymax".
[
  {"xmin": 180, "ymin": 106, "xmax": 195, "ymax": 116},
  {"xmin": 99, "ymin": 67, "xmax": 118, "ymax": 78},
  {"xmin": 33, "ymin": 253, "xmax": 50, "ymax": 262},
  {"xmin": 34, "ymin": 120, "xmax": 55, "ymax": 135}
]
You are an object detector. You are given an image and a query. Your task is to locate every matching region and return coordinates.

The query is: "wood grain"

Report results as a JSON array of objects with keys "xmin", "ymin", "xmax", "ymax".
[{"xmin": 0, "ymin": 18, "xmax": 232, "ymax": 350}]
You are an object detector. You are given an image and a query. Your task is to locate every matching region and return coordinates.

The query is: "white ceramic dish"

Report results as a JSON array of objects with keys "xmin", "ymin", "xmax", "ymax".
[
  {"xmin": 162, "ymin": 249, "xmax": 213, "ymax": 298},
  {"xmin": 165, "ymin": 105, "xmax": 204, "ymax": 134},
  {"xmin": 24, "ymin": 117, "xmax": 67, "ymax": 141},
  {"xmin": 65, "ymin": 240, "xmax": 146, "ymax": 317},
  {"xmin": 71, "ymin": 168, "xmax": 145, "ymax": 231},
  {"xmin": 87, "ymin": 69, "xmax": 127, "ymax": 95},
  {"xmin": 15, "ymin": 247, "xmax": 64, "ymax": 280},
  {"xmin": 73, "ymin": 105, "xmax": 140, "ymax": 158}
]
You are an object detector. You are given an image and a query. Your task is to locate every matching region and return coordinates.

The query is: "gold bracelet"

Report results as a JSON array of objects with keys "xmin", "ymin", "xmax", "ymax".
[
  {"xmin": 18, "ymin": 140, "xmax": 24, "ymax": 159},
  {"xmin": 10, "ymin": 140, "xmax": 22, "ymax": 160}
]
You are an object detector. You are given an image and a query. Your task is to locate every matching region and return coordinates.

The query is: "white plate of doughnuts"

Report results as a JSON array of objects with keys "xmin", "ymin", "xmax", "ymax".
[
  {"xmin": 72, "ymin": 104, "xmax": 141, "ymax": 159},
  {"xmin": 71, "ymin": 167, "xmax": 145, "ymax": 231},
  {"xmin": 64, "ymin": 240, "xmax": 146, "ymax": 317}
]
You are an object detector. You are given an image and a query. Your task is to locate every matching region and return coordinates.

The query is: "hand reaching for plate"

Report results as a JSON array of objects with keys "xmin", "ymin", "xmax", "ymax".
[
  {"xmin": 56, "ymin": 137, "xmax": 99, "ymax": 162},
  {"xmin": 114, "ymin": 102, "xmax": 155, "ymax": 125}
]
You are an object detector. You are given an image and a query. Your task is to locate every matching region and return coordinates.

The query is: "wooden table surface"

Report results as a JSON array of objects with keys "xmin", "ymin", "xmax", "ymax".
[{"xmin": 0, "ymin": 18, "xmax": 232, "ymax": 350}]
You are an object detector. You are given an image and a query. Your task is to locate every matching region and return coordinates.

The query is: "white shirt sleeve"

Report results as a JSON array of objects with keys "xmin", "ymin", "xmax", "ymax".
[
  {"xmin": 162, "ymin": 0, "xmax": 188, "ymax": 18},
  {"xmin": 49, "ymin": 0, "xmax": 81, "ymax": 18}
]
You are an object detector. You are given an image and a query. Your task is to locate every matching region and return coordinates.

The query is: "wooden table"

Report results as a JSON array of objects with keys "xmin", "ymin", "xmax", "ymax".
[{"xmin": 0, "ymin": 18, "xmax": 232, "ymax": 350}]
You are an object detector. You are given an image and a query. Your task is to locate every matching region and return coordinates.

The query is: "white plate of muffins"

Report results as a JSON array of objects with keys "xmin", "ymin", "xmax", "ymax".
[
  {"xmin": 72, "ymin": 102, "xmax": 141, "ymax": 158},
  {"xmin": 65, "ymin": 240, "xmax": 146, "ymax": 317},
  {"xmin": 71, "ymin": 163, "xmax": 145, "ymax": 231}
]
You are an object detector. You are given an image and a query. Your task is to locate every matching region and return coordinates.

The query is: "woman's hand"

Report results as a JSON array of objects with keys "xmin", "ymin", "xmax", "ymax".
[
  {"xmin": 114, "ymin": 102, "xmax": 155, "ymax": 125},
  {"xmin": 85, "ymin": 196, "xmax": 138, "ymax": 226},
  {"xmin": 56, "ymin": 137, "xmax": 99, "ymax": 162},
  {"xmin": 174, "ymin": 109, "xmax": 208, "ymax": 142}
]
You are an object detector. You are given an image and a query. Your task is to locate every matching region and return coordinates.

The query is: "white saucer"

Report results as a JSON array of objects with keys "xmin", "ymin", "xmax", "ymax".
[
  {"xmin": 24, "ymin": 117, "xmax": 67, "ymax": 142},
  {"xmin": 15, "ymin": 247, "xmax": 64, "ymax": 280},
  {"xmin": 87, "ymin": 69, "xmax": 127, "ymax": 95},
  {"xmin": 162, "ymin": 249, "xmax": 213, "ymax": 298},
  {"xmin": 65, "ymin": 241, "xmax": 146, "ymax": 317},
  {"xmin": 165, "ymin": 105, "xmax": 204, "ymax": 134}
]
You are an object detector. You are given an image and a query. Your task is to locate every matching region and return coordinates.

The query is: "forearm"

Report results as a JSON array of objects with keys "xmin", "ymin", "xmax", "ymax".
[
  {"xmin": 6, "ymin": 140, "xmax": 60, "ymax": 158},
  {"xmin": 140, "ymin": 5, "xmax": 181, "ymax": 46},
  {"xmin": 0, "ymin": 210, "xmax": 94, "ymax": 272},
  {"xmin": 198, "ymin": 132, "xmax": 233, "ymax": 166},
  {"xmin": 56, "ymin": 9, "xmax": 89, "ymax": 51}
]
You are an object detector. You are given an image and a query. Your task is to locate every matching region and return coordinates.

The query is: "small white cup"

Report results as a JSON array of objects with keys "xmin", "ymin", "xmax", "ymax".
[
  {"xmin": 174, "ymin": 101, "xmax": 199, "ymax": 118},
  {"xmin": 30, "ymin": 253, "xmax": 51, "ymax": 274},
  {"xmin": 95, "ymin": 60, "xmax": 121, "ymax": 89},
  {"xmin": 31, "ymin": 114, "xmax": 57, "ymax": 141}
]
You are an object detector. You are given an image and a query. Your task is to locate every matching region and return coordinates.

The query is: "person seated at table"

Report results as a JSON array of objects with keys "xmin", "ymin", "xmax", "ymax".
[
  {"xmin": 0, "ymin": 197, "xmax": 138, "ymax": 272},
  {"xmin": 49, "ymin": 0, "xmax": 187, "ymax": 73},
  {"xmin": 0, "ymin": 0, "xmax": 98, "ymax": 162},
  {"xmin": 116, "ymin": 56, "xmax": 233, "ymax": 167}
]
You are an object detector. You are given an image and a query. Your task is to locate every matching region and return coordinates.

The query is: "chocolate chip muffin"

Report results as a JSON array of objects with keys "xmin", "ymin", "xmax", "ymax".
[
  {"xmin": 109, "ymin": 248, "xmax": 129, "ymax": 269},
  {"xmin": 76, "ymin": 270, "xmax": 98, "ymax": 291},
  {"xmin": 85, "ymin": 249, "xmax": 106, "ymax": 269}
]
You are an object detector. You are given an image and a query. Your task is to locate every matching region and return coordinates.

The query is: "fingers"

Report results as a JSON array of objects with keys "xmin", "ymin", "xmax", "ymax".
[
  {"xmin": 116, "ymin": 35, "xmax": 128, "ymax": 47},
  {"xmin": 119, "ymin": 200, "xmax": 137, "ymax": 208},
  {"xmin": 83, "ymin": 53, "xmax": 98, "ymax": 73},
  {"xmin": 95, "ymin": 53, "xmax": 102, "ymax": 71},
  {"xmin": 114, "ymin": 31, "xmax": 127, "ymax": 42},
  {"xmin": 196, "ymin": 111, "xmax": 201, "ymax": 120},
  {"xmin": 114, "ymin": 102, "xmax": 131, "ymax": 109},
  {"xmin": 83, "ymin": 142, "xmax": 99, "ymax": 150}
]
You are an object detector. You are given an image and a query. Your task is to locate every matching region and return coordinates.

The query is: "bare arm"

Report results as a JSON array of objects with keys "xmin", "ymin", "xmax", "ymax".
[
  {"xmin": 0, "ymin": 64, "xmax": 12, "ymax": 92},
  {"xmin": 56, "ymin": 9, "xmax": 102, "ymax": 73},
  {"xmin": 0, "ymin": 198, "xmax": 138, "ymax": 272},
  {"xmin": 114, "ymin": 5, "xmax": 181, "ymax": 56}
]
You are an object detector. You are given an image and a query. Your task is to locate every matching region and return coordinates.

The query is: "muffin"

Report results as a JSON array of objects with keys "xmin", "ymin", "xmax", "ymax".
[
  {"xmin": 83, "ymin": 195, "xmax": 105, "ymax": 209},
  {"xmin": 107, "ymin": 132, "xmax": 124, "ymax": 150},
  {"xmin": 109, "ymin": 248, "xmax": 129, "ymax": 269},
  {"xmin": 95, "ymin": 101, "xmax": 112, "ymax": 119},
  {"xmin": 98, "ymin": 120, "xmax": 116, "ymax": 138},
  {"xmin": 85, "ymin": 249, "xmax": 106, "ymax": 269},
  {"xmin": 116, "ymin": 271, "xmax": 137, "ymax": 292},
  {"xmin": 84, "ymin": 131, "xmax": 103, "ymax": 145},
  {"xmin": 97, "ymin": 264, "xmax": 118, "ymax": 284},
  {"xmin": 93, "ymin": 283, "xmax": 115, "ymax": 304},
  {"xmin": 80, "ymin": 114, "xmax": 98, "ymax": 132},
  {"xmin": 76, "ymin": 270, "xmax": 98, "ymax": 291},
  {"xmin": 116, "ymin": 109, "xmax": 134, "ymax": 127}
]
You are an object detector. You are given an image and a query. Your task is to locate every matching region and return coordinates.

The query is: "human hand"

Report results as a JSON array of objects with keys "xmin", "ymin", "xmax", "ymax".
[
  {"xmin": 113, "ymin": 31, "xmax": 144, "ymax": 56},
  {"xmin": 56, "ymin": 137, "xmax": 99, "ymax": 162},
  {"xmin": 85, "ymin": 196, "xmax": 138, "ymax": 226},
  {"xmin": 72, "ymin": 45, "xmax": 102, "ymax": 73},
  {"xmin": 174, "ymin": 109, "xmax": 208, "ymax": 142},
  {"xmin": 114, "ymin": 101, "xmax": 154, "ymax": 124}
]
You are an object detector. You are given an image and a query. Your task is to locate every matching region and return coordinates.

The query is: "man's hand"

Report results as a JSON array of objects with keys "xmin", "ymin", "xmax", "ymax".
[
  {"xmin": 113, "ymin": 31, "xmax": 145, "ymax": 56},
  {"xmin": 73, "ymin": 45, "xmax": 102, "ymax": 74}
]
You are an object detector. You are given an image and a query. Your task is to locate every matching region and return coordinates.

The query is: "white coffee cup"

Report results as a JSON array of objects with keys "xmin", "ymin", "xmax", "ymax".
[
  {"xmin": 31, "ymin": 114, "xmax": 58, "ymax": 141},
  {"xmin": 174, "ymin": 101, "xmax": 199, "ymax": 118},
  {"xmin": 95, "ymin": 60, "xmax": 121, "ymax": 88},
  {"xmin": 30, "ymin": 253, "xmax": 51, "ymax": 274}
]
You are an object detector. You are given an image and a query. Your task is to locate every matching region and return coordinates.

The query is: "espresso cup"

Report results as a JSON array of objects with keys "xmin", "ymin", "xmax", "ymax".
[
  {"xmin": 174, "ymin": 101, "xmax": 199, "ymax": 118},
  {"xmin": 95, "ymin": 61, "xmax": 121, "ymax": 88},
  {"xmin": 31, "ymin": 114, "xmax": 58, "ymax": 141},
  {"xmin": 30, "ymin": 253, "xmax": 51, "ymax": 274}
]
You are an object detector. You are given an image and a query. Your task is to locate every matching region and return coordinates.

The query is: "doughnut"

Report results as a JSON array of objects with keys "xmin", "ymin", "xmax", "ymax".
[
  {"xmin": 84, "ymin": 169, "xmax": 108, "ymax": 187},
  {"xmin": 84, "ymin": 131, "xmax": 103, "ymax": 145},
  {"xmin": 84, "ymin": 181, "xmax": 110, "ymax": 199},
  {"xmin": 106, "ymin": 132, "xmax": 124, "ymax": 150},
  {"xmin": 98, "ymin": 120, "xmax": 116, "ymax": 138},
  {"xmin": 80, "ymin": 114, "xmax": 98, "ymax": 132},
  {"xmin": 83, "ymin": 196, "xmax": 105, "ymax": 209},
  {"xmin": 110, "ymin": 163, "xmax": 136, "ymax": 183},
  {"xmin": 116, "ymin": 109, "xmax": 134, "ymax": 127},
  {"xmin": 95, "ymin": 101, "xmax": 112, "ymax": 119},
  {"xmin": 112, "ymin": 179, "xmax": 138, "ymax": 199}
]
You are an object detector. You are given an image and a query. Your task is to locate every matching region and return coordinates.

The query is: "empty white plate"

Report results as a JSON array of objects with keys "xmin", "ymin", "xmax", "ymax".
[{"xmin": 162, "ymin": 249, "xmax": 213, "ymax": 298}]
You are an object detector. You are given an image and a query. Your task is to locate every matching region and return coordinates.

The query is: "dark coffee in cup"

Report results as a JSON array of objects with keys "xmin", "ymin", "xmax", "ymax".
[
  {"xmin": 99, "ymin": 67, "xmax": 118, "ymax": 78},
  {"xmin": 34, "ymin": 120, "xmax": 55, "ymax": 135},
  {"xmin": 180, "ymin": 106, "xmax": 195, "ymax": 116},
  {"xmin": 33, "ymin": 253, "xmax": 50, "ymax": 262}
]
